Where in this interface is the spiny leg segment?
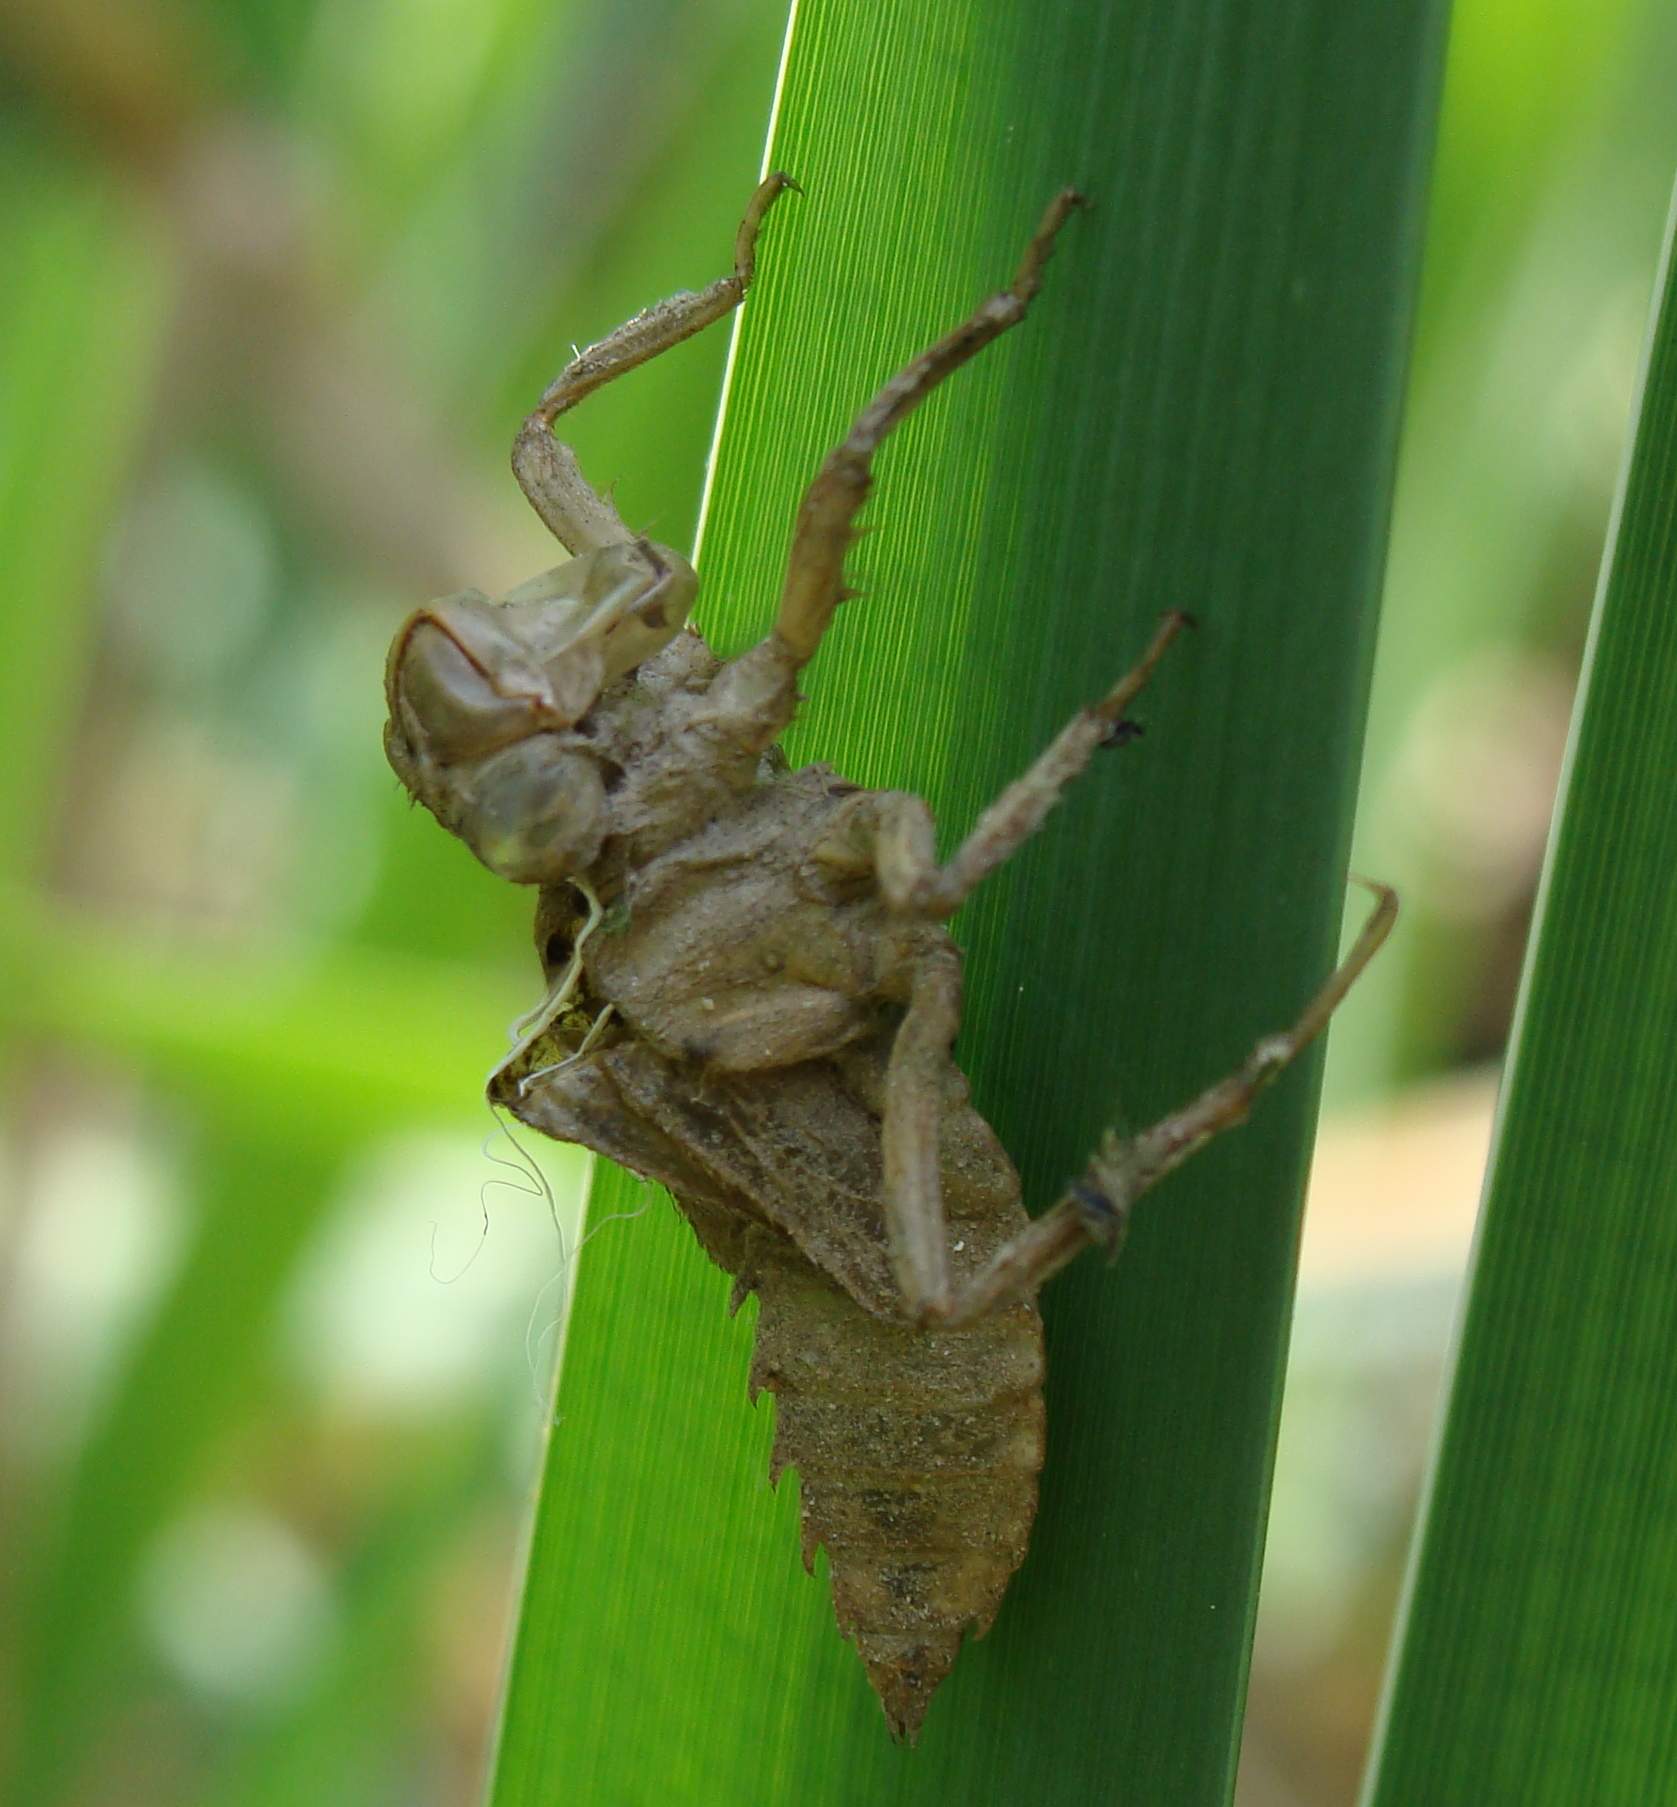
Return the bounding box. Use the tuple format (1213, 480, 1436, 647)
(704, 186, 1089, 750)
(874, 609, 1192, 919)
(772, 187, 1086, 666)
(512, 171, 800, 555)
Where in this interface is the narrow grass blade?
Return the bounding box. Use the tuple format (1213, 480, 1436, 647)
(1363, 173, 1677, 1806)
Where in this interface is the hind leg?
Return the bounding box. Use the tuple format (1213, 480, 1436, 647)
(513, 172, 799, 554)
(881, 881, 1398, 1328)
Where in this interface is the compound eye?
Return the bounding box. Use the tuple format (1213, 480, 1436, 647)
(391, 615, 551, 765)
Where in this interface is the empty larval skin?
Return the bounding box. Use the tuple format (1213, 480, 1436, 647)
(383, 176, 1393, 1739)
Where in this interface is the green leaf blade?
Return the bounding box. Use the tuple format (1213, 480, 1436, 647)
(490, 1, 1447, 1799)
(1364, 177, 1677, 1806)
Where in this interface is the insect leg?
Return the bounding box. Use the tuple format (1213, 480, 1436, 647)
(932, 880, 1398, 1327)
(705, 188, 1086, 747)
(512, 172, 799, 555)
(772, 188, 1085, 666)
(865, 610, 1190, 918)
(880, 947, 965, 1321)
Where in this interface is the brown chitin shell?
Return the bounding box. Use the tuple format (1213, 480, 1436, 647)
(503, 1032, 1045, 1741)
(749, 1242, 1043, 1740)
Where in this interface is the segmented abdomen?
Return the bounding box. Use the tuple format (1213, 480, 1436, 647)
(747, 1240, 1045, 1742)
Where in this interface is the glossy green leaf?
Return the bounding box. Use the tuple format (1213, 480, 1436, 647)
(1363, 175, 1677, 1805)
(487, 0, 1447, 1799)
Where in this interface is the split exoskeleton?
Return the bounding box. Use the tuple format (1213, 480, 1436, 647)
(384, 175, 1395, 1740)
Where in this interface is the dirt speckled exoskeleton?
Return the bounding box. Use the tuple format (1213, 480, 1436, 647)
(384, 175, 1395, 1741)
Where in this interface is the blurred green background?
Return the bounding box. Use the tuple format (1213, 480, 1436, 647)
(1, 1, 1673, 1803)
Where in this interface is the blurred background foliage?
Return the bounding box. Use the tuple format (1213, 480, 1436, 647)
(0, 1, 1672, 1803)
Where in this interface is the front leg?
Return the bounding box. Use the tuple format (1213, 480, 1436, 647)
(919, 880, 1398, 1327)
(513, 172, 799, 555)
(773, 188, 1086, 666)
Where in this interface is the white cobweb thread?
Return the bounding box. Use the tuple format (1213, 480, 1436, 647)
(425, 1094, 559, 1286)
(431, 1094, 650, 1416)
(522, 1166, 651, 1422)
(433, 879, 651, 1414)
